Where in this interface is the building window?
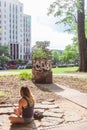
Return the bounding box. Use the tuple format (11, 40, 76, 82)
(9, 13, 11, 18)
(16, 5, 17, 12)
(9, 4, 11, 11)
(10, 35, 11, 39)
(4, 20, 6, 24)
(4, 15, 6, 18)
(4, 1, 6, 7)
(20, 29, 22, 32)
(13, 4, 14, 12)
(4, 26, 6, 29)
(20, 6, 22, 12)
(4, 32, 6, 35)
(4, 9, 6, 13)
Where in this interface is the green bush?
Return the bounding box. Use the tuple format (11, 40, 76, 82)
(19, 72, 32, 80)
(26, 64, 32, 69)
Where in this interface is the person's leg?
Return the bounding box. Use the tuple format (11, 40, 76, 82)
(9, 116, 24, 124)
(24, 117, 34, 123)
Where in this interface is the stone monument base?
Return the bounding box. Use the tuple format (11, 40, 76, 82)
(32, 70, 52, 84)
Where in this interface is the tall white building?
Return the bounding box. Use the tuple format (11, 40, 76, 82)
(0, 0, 31, 61)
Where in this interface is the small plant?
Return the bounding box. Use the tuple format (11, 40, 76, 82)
(19, 72, 32, 80)
(0, 91, 4, 97)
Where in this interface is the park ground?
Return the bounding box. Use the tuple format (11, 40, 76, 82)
(0, 74, 87, 129)
(0, 74, 87, 104)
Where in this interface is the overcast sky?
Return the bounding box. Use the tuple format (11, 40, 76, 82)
(19, 0, 74, 50)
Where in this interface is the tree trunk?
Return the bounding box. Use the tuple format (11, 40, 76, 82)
(77, 0, 87, 72)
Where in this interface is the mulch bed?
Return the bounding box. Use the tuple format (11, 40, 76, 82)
(0, 75, 87, 105)
(53, 76, 87, 93)
(0, 75, 61, 104)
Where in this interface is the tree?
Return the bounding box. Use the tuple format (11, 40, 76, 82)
(52, 50, 59, 65)
(32, 49, 48, 59)
(33, 41, 50, 50)
(77, 0, 87, 71)
(48, 0, 87, 72)
(32, 41, 52, 59)
(60, 44, 79, 64)
(0, 45, 10, 65)
(0, 45, 9, 56)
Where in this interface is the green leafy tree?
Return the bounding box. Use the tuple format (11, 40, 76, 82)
(0, 45, 9, 56)
(60, 44, 79, 64)
(52, 50, 59, 65)
(32, 41, 52, 59)
(33, 41, 50, 50)
(32, 49, 47, 59)
(0, 45, 10, 65)
(48, 0, 87, 72)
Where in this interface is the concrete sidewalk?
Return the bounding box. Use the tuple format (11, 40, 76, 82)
(48, 121, 87, 130)
(39, 83, 87, 109)
(56, 83, 87, 109)
(38, 83, 87, 130)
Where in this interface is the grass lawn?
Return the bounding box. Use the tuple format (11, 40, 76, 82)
(9, 69, 32, 73)
(52, 67, 78, 74)
(4, 66, 79, 75)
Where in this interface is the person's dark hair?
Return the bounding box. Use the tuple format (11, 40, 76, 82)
(21, 86, 30, 98)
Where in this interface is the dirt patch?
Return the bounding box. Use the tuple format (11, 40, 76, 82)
(0, 75, 62, 105)
(0, 75, 87, 104)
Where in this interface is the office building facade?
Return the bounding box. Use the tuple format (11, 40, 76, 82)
(0, 0, 31, 61)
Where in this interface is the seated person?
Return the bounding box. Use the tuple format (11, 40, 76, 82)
(9, 86, 35, 124)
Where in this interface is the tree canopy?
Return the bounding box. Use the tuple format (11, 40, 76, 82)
(32, 41, 52, 60)
(0, 45, 10, 65)
(48, 0, 87, 72)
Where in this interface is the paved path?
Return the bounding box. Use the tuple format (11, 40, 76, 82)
(38, 82, 87, 130)
(39, 83, 87, 109)
(0, 70, 19, 75)
(54, 73, 87, 78)
(56, 83, 87, 109)
(48, 121, 87, 130)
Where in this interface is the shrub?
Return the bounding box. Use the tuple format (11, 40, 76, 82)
(26, 64, 32, 69)
(19, 72, 32, 80)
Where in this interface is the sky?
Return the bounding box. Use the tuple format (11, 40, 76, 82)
(19, 0, 74, 50)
